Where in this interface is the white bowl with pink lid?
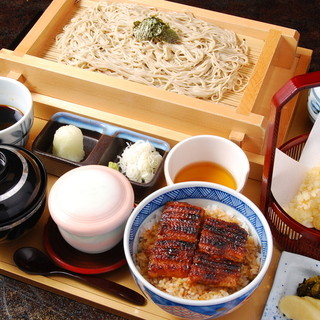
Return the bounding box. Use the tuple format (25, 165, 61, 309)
(48, 165, 134, 254)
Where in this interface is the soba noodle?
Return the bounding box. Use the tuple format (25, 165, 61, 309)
(56, 1, 249, 101)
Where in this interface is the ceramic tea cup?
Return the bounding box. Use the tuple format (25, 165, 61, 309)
(0, 77, 33, 146)
(307, 87, 320, 123)
(164, 135, 250, 192)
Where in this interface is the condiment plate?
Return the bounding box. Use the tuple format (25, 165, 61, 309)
(262, 251, 320, 319)
(43, 218, 126, 274)
(33, 112, 170, 201)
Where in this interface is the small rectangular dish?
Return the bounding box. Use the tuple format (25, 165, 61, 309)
(32, 112, 170, 201)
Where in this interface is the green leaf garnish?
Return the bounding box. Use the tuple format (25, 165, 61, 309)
(133, 16, 179, 44)
(108, 161, 119, 171)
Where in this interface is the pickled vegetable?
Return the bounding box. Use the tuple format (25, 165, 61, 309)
(297, 276, 320, 299)
(279, 295, 320, 320)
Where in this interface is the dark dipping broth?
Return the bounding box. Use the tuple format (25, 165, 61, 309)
(174, 161, 237, 189)
(0, 105, 24, 130)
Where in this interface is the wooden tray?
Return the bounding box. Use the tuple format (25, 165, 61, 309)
(0, 0, 312, 180)
(0, 118, 278, 319)
(1, 81, 314, 319)
(0, 70, 314, 320)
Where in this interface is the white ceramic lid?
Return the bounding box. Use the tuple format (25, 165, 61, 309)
(48, 165, 134, 236)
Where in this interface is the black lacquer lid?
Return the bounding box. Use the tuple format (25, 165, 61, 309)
(0, 144, 47, 227)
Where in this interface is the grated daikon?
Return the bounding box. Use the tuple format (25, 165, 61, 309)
(52, 125, 85, 162)
(117, 140, 162, 183)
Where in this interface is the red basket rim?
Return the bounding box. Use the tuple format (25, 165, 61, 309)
(278, 132, 309, 152)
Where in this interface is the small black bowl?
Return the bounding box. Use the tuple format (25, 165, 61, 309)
(0, 144, 47, 242)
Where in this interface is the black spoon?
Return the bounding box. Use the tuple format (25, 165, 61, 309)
(13, 247, 146, 306)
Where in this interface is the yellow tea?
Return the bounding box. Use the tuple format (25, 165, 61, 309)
(174, 161, 237, 189)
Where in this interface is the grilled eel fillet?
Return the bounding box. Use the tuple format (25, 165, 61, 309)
(188, 252, 243, 287)
(189, 216, 248, 287)
(148, 201, 249, 288)
(148, 201, 204, 278)
(198, 216, 248, 263)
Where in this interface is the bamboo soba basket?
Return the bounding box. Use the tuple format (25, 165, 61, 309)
(0, 0, 312, 180)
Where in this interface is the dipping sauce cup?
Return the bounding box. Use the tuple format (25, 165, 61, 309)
(0, 77, 33, 146)
(164, 135, 250, 192)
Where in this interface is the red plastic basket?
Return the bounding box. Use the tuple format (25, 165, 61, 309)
(261, 71, 320, 260)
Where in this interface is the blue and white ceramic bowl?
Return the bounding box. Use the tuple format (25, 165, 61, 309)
(0, 77, 33, 146)
(307, 87, 320, 123)
(124, 182, 273, 319)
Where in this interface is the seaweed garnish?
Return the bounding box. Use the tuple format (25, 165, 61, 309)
(133, 16, 180, 44)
